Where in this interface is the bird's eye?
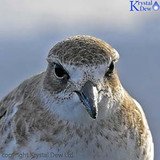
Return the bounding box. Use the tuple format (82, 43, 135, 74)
(53, 63, 69, 79)
(105, 61, 115, 77)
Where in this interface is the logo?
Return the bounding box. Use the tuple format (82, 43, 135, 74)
(130, 0, 160, 11)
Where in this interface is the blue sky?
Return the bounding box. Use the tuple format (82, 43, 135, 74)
(0, 0, 160, 159)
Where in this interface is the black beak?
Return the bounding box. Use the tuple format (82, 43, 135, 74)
(75, 81, 98, 119)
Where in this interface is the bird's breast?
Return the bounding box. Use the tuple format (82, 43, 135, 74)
(2, 124, 150, 160)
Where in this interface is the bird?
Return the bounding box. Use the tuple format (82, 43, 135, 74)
(0, 35, 154, 160)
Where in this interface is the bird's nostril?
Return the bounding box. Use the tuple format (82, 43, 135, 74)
(74, 90, 80, 95)
(81, 91, 87, 100)
(74, 90, 87, 100)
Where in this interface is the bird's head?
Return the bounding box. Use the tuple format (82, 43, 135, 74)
(42, 35, 124, 123)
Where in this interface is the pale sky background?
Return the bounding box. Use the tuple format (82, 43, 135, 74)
(0, 0, 160, 159)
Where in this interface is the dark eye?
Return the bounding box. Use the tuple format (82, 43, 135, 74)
(105, 61, 115, 77)
(54, 63, 69, 80)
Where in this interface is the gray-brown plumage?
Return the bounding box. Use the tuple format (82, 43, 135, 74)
(0, 35, 154, 160)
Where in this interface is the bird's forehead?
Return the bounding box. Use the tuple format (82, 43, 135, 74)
(47, 35, 119, 66)
(63, 63, 107, 82)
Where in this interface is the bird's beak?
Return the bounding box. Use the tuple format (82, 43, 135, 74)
(75, 81, 98, 119)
